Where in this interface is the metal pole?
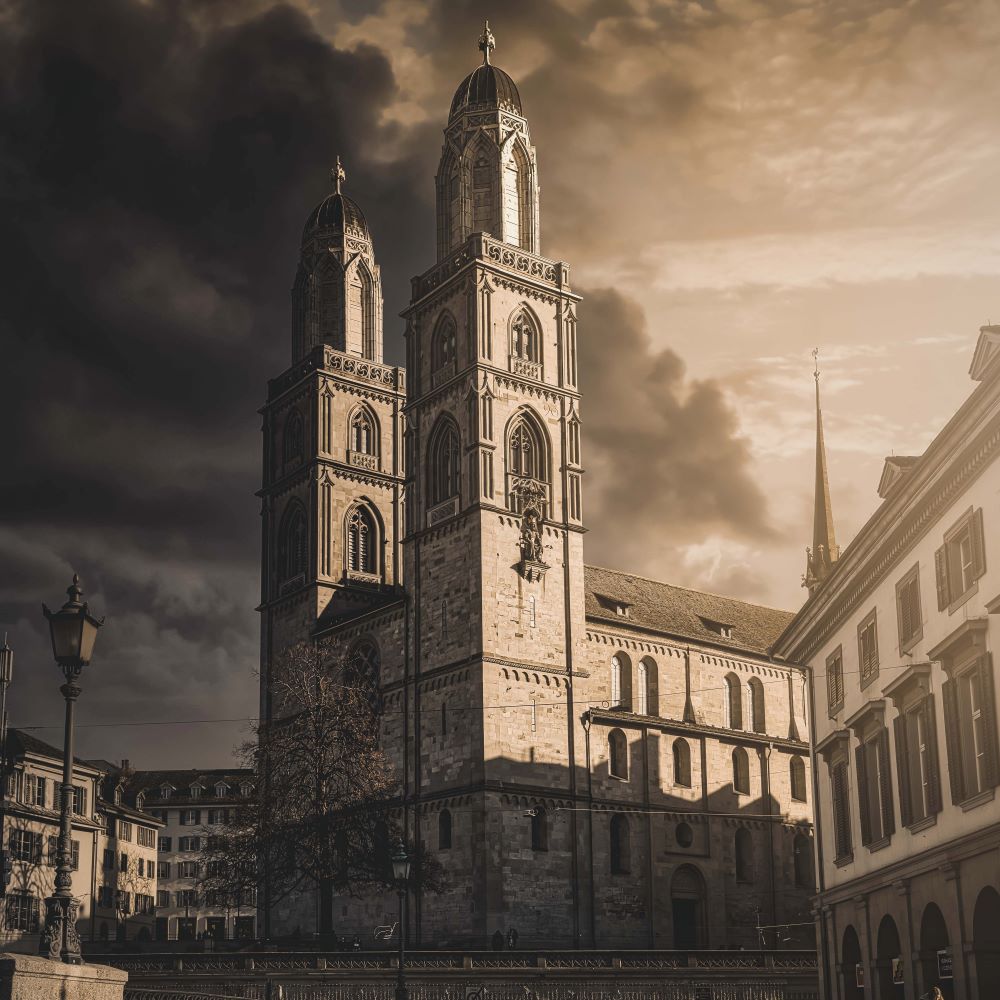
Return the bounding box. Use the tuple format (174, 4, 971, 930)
(39, 679, 83, 963)
(395, 887, 407, 1000)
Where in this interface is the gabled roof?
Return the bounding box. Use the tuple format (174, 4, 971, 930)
(877, 455, 920, 499)
(584, 565, 793, 656)
(8, 730, 103, 773)
(969, 325, 1000, 381)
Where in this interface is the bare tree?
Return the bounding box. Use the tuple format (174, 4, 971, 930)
(199, 640, 440, 935)
(112, 849, 153, 942)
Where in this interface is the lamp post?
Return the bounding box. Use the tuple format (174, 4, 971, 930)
(39, 574, 103, 964)
(391, 839, 411, 1000)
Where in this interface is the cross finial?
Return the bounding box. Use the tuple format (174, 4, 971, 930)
(479, 19, 495, 65)
(812, 346, 820, 382)
(331, 156, 346, 194)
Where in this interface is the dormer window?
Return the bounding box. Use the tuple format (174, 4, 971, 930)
(136, 792, 145, 810)
(615, 603, 631, 618)
(595, 593, 632, 619)
(114, 786, 122, 805)
(215, 782, 230, 798)
(700, 617, 734, 639)
(189, 783, 203, 799)
(240, 782, 253, 798)
(160, 785, 173, 800)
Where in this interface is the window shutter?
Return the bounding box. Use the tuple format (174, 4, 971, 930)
(972, 507, 987, 580)
(831, 765, 848, 858)
(877, 728, 895, 836)
(924, 694, 942, 815)
(893, 715, 912, 828)
(942, 678, 965, 804)
(934, 546, 950, 610)
(855, 746, 872, 845)
(898, 586, 912, 645)
(978, 655, 1000, 789)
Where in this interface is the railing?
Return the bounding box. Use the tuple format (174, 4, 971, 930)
(347, 450, 380, 472)
(510, 356, 542, 381)
(427, 496, 460, 527)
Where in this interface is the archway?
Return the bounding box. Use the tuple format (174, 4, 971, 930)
(841, 924, 864, 1000)
(671, 864, 707, 950)
(919, 902, 952, 1000)
(876, 914, 904, 999)
(973, 886, 1000, 999)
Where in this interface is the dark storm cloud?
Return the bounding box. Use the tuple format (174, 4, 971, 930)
(578, 288, 773, 575)
(0, 0, 408, 764)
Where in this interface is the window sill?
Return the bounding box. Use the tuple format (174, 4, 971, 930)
(948, 582, 979, 616)
(906, 814, 937, 834)
(834, 853, 854, 868)
(859, 670, 880, 692)
(609, 773, 629, 783)
(898, 632, 923, 656)
(865, 835, 891, 853)
(828, 703, 844, 719)
(961, 787, 995, 812)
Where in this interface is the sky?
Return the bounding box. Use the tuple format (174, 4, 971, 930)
(1, 0, 999, 767)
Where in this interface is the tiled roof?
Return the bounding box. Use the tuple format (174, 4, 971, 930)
(584, 565, 794, 657)
(121, 767, 254, 808)
(8, 730, 103, 771)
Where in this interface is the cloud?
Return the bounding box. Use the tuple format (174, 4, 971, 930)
(578, 287, 774, 583)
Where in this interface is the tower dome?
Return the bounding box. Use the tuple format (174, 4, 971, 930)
(301, 158, 370, 244)
(449, 64, 522, 120)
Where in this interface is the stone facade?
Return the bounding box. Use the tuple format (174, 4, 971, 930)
(259, 32, 814, 950)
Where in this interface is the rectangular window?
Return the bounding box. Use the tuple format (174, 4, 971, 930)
(858, 611, 880, 689)
(895, 697, 941, 826)
(895, 564, 923, 651)
(158, 837, 172, 853)
(98, 885, 114, 908)
(158, 861, 171, 879)
(156, 890, 171, 908)
(9, 829, 42, 863)
(943, 656, 1000, 804)
(830, 760, 852, 862)
(179, 836, 201, 852)
(826, 646, 844, 714)
(178, 861, 199, 878)
(118, 821, 133, 843)
(46, 837, 79, 870)
(177, 890, 198, 908)
(855, 728, 895, 847)
(180, 809, 201, 826)
(23, 774, 46, 808)
(117, 890, 131, 914)
(120, 852, 128, 873)
(936, 507, 986, 611)
(6, 893, 39, 932)
(137, 826, 155, 848)
(103, 848, 115, 869)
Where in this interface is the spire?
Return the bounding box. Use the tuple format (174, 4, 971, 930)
(331, 156, 346, 195)
(478, 19, 495, 65)
(804, 349, 840, 594)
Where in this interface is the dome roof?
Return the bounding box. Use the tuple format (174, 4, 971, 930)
(302, 191, 369, 243)
(449, 63, 522, 120)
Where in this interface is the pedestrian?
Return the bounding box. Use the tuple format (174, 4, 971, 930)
(491, 928, 505, 951)
(506, 926, 518, 951)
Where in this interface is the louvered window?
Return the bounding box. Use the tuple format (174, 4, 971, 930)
(826, 647, 844, 714)
(894, 696, 941, 826)
(858, 611, 879, 689)
(347, 507, 376, 574)
(895, 566, 923, 651)
(855, 729, 894, 847)
(942, 656, 999, 803)
(935, 507, 986, 611)
(830, 760, 852, 862)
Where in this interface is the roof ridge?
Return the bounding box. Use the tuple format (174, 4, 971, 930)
(584, 563, 793, 617)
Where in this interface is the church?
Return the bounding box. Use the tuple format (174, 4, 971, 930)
(258, 24, 813, 949)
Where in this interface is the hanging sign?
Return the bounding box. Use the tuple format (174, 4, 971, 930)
(892, 958, 904, 984)
(937, 949, 954, 980)
(855, 963, 865, 988)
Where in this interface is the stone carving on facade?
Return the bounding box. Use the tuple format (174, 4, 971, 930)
(513, 478, 548, 581)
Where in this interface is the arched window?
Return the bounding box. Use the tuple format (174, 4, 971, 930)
(732, 747, 750, 795)
(350, 408, 377, 456)
(283, 408, 304, 468)
(347, 639, 380, 689)
(530, 807, 547, 852)
(725, 674, 743, 730)
(277, 501, 307, 586)
(438, 809, 452, 850)
(671, 865, 707, 949)
(346, 506, 377, 575)
(735, 827, 753, 882)
(610, 813, 630, 874)
(793, 833, 812, 889)
(640, 657, 658, 717)
(609, 728, 628, 780)
(471, 146, 496, 236)
(510, 309, 539, 363)
(636, 660, 648, 716)
(790, 754, 807, 802)
(428, 418, 461, 506)
(748, 677, 765, 733)
(508, 413, 547, 483)
(431, 314, 457, 378)
(611, 652, 632, 711)
(673, 738, 692, 788)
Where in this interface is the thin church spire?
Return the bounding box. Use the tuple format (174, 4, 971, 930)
(804, 348, 840, 594)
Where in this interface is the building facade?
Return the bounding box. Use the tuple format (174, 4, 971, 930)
(122, 768, 257, 943)
(259, 26, 814, 948)
(773, 328, 1000, 1000)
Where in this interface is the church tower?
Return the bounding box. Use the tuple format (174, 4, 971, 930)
(401, 23, 586, 944)
(804, 350, 839, 593)
(259, 162, 405, 698)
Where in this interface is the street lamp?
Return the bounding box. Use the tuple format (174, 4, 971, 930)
(39, 574, 103, 964)
(391, 839, 411, 1000)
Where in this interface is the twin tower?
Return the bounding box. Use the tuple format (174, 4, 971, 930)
(258, 25, 587, 943)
